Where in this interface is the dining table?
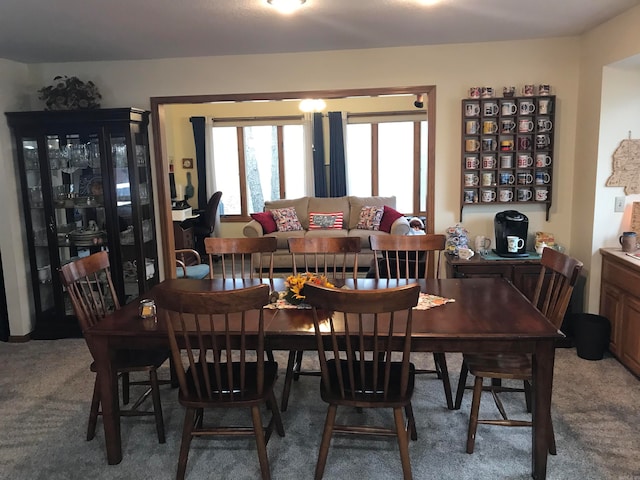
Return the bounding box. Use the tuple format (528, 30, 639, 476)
(86, 276, 561, 479)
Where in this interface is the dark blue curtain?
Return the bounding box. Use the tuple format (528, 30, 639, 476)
(312, 112, 328, 197)
(189, 116, 208, 209)
(328, 111, 347, 197)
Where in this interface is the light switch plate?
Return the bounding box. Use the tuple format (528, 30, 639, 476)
(615, 196, 625, 212)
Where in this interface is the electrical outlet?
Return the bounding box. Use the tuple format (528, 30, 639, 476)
(615, 196, 625, 213)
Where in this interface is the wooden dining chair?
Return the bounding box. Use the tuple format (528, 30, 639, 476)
(280, 236, 361, 411)
(59, 250, 167, 443)
(369, 233, 454, 409)
(203, 236, 277, 281)
(175, 248, 210, 279)
(304, 282, 421, 480)
(454, 247, 583, 454)
(156, 283, 284, 480)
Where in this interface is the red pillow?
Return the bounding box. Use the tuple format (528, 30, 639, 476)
(250, 211, 277, 234)
(379, 205, 404, 233)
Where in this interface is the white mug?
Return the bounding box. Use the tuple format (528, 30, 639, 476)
(465, 103, 481, 116)
(539, 98, 552, 115)
(535, 188, 549, 201)
(535, 154, 552, 167)
(507, 235, 525, 253)
(474, 235, 491, 254)
(458, 247, 475, 260)
(499, 189, 513, 202)
(481, 189, 496, 202)
(501, 102, 517, 116)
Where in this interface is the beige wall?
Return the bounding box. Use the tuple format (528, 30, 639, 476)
(1, 4, 639, 335)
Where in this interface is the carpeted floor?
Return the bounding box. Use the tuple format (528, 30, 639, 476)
(0, 340, 638, 480)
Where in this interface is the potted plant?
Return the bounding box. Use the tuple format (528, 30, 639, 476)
(37, 75, 102, 110)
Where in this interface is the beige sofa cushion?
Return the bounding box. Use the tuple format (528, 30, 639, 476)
(265, 197, 310, 230)
(347, 196, 396, 230)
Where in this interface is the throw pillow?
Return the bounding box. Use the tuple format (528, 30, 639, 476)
(356, 205, 384, 230)
(308, 212, 344, 230)
(379, 205, 404, 233)
(271, 207, 303, 232)
(250, 212, 278, 234)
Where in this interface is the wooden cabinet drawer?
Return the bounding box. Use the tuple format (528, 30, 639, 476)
(602, 259, 640, 298)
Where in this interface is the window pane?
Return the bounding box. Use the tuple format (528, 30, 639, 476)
(212, 127, 240, 215)
(346, 124, 372, 196)
(419, 121, 428, 212)
(379, 122, 414, 212)
(283, 125, 305, 199)
(244, 126, 281, 214)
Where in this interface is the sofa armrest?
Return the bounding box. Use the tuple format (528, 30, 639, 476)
(243, 220, 264, 238)
(390, 216, 410, 235)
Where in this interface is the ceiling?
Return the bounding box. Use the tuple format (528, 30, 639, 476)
(1, 0, 639, 64)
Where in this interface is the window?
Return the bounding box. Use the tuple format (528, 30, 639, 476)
(346, 115, 428, 214)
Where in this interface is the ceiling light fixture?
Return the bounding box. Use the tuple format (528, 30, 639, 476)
(267, 0, 306, 14)
(299, 99, 326, 112)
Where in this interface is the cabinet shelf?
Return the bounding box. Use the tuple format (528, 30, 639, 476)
(460, 95, 555, 221)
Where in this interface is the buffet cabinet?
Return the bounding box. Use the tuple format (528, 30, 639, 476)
(460, 95, 555, 220)
(5, 108, 158, 338)
(599, 248, 640, 376)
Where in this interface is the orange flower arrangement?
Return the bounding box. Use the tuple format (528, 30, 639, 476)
(284, 272, 334, 305)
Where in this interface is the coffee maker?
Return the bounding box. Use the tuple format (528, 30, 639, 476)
(494, 210, 529, 257)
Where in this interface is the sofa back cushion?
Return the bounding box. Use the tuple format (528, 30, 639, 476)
(308, 196, 350, 228)
(265, 197, 310, 229)
(347, 196, 396, 230)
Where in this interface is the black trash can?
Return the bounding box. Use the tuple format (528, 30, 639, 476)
(572, 314, 611, 360)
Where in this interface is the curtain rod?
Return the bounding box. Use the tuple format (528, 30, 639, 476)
(210, 110, 425, 123)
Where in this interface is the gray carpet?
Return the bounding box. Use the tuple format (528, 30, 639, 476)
(0, 340, 639, 480)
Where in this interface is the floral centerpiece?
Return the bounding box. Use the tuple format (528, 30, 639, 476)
(284, 272, 334, 305)
(37, 75, 102, 110)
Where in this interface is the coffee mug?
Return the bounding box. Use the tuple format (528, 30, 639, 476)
(474, 236, 491, 255)
(500, 154, 513, 168)
(522, 84, 535, 97)
(464, 173, 479, 186)
(499, 172, 515, 185)
(501, 119, 516, 133)
(463, 190, 477, 203)
(517, 154, 533, 168)
(465, 156, 480, 169)
(503, 86, 516, 98)
(483, 120, 498, 134)
(481, 172, 495, 187)
(499, 189, 513, 202)
(535, 171, 551, 185)
(538, 98, 552, 115)
(500, 140, 514, 152)
(519, 101, 535, 115)
(517, 172, 534, 185)
(466, 120, 479, 134)
(481, 87, 494, 98)
(535, 187, 549, 201)
(620, 231, 638, 253)
(481, 189, 496, 202)
(482, 138, 496, 151)
(466, 138, 481, 152)
(483, 102, 499, 116)
(501, 102, 517, 115)
(465, 103, 480, 116)
(538, 84, 550, 96)
(482, 155, 496, 169)
(537, 118, 553, 132)
(507, 235, 525, 253)
(517, 188, 533, 201)
(535, 154, 552, 167)
(517, 137, 532, 150)
(469, 87, 481, 99)
(518, 119, 534, 133)
(458, 247, 475, 260)
(536, 134, 551, 149)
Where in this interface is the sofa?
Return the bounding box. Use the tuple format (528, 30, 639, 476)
(242, 195, 410, 270)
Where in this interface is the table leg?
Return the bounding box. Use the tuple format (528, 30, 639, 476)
(532, 340, 555, 479)
(91, 337, 122, 464)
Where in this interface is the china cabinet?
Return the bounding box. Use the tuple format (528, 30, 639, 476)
(5, 108, 158, 339)
(460, 95, 556, 221)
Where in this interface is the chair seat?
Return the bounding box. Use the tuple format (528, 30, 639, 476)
(176, 263, 210, 279)
(464, 353, 532, 380)
(320, 360, 415, 407)
(180, 361, 279, 406)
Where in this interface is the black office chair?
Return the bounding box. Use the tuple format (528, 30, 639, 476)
(185, 191, 222, 257)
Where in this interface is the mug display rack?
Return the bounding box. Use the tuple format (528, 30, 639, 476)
(460, 95, 555, 221)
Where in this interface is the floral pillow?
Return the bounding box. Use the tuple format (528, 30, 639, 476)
(271, 207, 303, 232)
(356, 205, 384, 231)
(308, 212, 344, 230)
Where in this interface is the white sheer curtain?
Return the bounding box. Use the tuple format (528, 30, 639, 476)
(302, 112, 315, 196)
(204, 117, 221, 237)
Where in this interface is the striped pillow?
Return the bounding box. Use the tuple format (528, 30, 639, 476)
(308, 212, 344, 230)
